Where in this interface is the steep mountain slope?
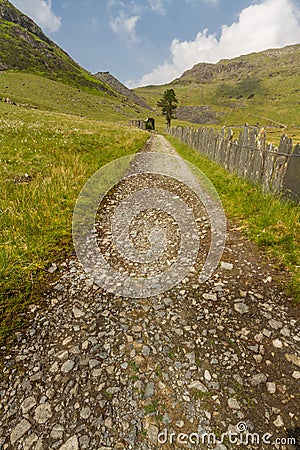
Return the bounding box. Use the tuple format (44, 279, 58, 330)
(135, 44, 300, 129)
(0, 0, 52, 45)
(0, 0, 151, 120)
(178, 44, 300, 84)
(0, 0, 113, 94)
(95, 71, 152, 110)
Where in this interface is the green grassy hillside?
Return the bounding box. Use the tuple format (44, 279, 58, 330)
(135, 44, 300, 143)
(0, 102, 149, 345)
(0, 71, 147, 121)
(0, 1, 152, 345)
(0, 0, 114, 94)
(0, 0, 150, 116)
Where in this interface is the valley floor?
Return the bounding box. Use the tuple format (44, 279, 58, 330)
(1, 136, 299, 450)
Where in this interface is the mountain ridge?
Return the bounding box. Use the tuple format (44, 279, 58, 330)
(0, 0, 52, 45)
(0, 0, 113, 94)
(176, 44, 300, 84)
(95, 71, 153, 111)
(135, 44, 300, 129)
(0, 0, 152, 113)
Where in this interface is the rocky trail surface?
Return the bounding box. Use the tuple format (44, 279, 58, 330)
(1, 135, 299, 450)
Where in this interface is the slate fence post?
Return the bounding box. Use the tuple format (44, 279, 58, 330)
(166, 125, 299, 203)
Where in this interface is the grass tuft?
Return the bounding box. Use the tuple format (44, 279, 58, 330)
(0, 103, 149, 345)
(166, 135, 300, 303)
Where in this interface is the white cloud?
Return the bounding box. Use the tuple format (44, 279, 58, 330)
(110, 11, 140, 42)
(148, 0, 166, 15)
(107, 0, 125, 10)
(12, 0, 61, 33)
(131, 0, 300, 87)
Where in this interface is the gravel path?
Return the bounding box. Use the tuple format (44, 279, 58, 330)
(1, 135, 299, 450)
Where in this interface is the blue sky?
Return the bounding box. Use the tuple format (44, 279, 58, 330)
(10, 0, 300, 87)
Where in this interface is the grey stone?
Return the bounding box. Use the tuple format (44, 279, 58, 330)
(142, 345, 151, 357)
(280, 326, 291, 337)
(162, 413, 172, 424)
(72, 307, 85, 318)
(105, 417, 113, 428)
(234, 302, 249, 314)
(80, 407, 91, 419)
(203, 293, 218, 301)
(163, 297, 173, 306)
(188, 381, 207, 392)
(79, 436, 90, 449)
(48, 264, 58, 274)
(233, 374, 243, 385)
(266, 382, 276, 394)
(285, 353, 300, 367)
(134, 380, 144, 391)
(88, 359, 100, 369)
(263, 329, 272, 337)
(268, 319, 283, 330)
(144, 381, 155, 399)
(59, 436, 79, 449)
(10, 419, 31, 445)
(34, 403, 52, 424)
(273, 415, 284, 427)
(35, 438, 44, 450)
(106, 386, 120, 395)
(147, 424, 159, 443)
(250, 373, 268, 386)
(61, 360, 75, 373)
(23, 433, 38, 450)
(50, 424, 64, 439)
(125, 426, 137, 447)
(220, 261, 233, 270)
(228, 398, 240, 409)
(21, 396, 37, 414)
(176, 420, 184, 428)
(272, 339, 283, 349)
(204, 370, 212, 381)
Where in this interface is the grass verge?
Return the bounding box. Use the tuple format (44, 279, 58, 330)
(0, 103, 149, 345)
(165, 134, 300, 303)
(0, 72, 147, 122)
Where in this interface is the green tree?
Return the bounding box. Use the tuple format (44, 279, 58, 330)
(157, 89, 178, 127)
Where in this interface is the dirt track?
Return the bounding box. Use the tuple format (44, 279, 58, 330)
(1, 135, 299, 450)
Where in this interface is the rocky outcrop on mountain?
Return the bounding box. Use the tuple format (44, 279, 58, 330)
(95, 71, 153, 111)
(175, 44, 300, 84)
(176, 105, 219, 124)
(0, 0, 52, 45)
(0, 0, 115, 94)
(0, 1, 152, 106)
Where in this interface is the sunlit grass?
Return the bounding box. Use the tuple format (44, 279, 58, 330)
(0, 103, 149, 344)
(166, 134, 300, 303)
(0, 71, 148, 122)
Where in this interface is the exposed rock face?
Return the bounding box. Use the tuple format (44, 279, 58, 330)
(0, 2, 151, 107)
(0, 0, 52, 45)
(95, 71, 153, 111)
(175, 105, 219, 124)
(176, 44, 300, 84)
(0, 0, 113, 94)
